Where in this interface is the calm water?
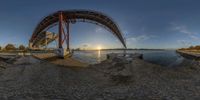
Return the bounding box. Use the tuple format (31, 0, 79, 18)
(72, 50, 184, 66)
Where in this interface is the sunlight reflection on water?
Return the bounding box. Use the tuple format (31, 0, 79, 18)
(97, 50, 101, 63)
(72, 50, 185, 66)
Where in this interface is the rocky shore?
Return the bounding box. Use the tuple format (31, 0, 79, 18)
(0, 55, 200, 99)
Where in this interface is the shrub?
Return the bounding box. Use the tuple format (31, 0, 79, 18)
(19, 45, 26, 51)
(5, 44, 16, 51)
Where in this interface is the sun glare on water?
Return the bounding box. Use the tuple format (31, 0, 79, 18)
(97, 45, 102, 61)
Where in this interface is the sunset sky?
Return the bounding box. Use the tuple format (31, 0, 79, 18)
(0, 0, 200, 49)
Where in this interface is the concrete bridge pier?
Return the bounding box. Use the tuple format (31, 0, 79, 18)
(57, 11, 71, 58)
(56, 48, 70, 58)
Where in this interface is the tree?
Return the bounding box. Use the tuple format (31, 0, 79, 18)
(189, 46, 194, 50)
(194, 46, 200, 50)
(19, 45, 26, 51)
(0, 46, 1, 50)
(5, 44, 16, 51)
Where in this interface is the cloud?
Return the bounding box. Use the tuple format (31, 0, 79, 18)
(171, 24, 200, 41)
(126, 34, 157, 46)
(177, 40, 191, 46)
(81, 43, 90, 48)
(173, 25, 196, 35)
(95, 27, 105, 33)
(190, 35, 200, 41)
(170, 23, 196, 35)
(126, 34, 157, 42)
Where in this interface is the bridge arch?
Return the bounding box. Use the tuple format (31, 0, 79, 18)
(30, 10, 126, 48)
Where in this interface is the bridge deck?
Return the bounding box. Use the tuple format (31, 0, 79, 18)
(32, 31, 58, 48)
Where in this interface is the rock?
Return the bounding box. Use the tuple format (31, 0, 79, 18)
(0, 61, 8, 69)
(110, 74, 132, 84)
(6, 56, 20, 64)
(105, 57, 133, 84)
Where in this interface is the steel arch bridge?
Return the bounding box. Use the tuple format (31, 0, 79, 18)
(29, 10, 126, 57)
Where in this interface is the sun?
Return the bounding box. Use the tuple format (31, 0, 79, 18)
(97, 45, 102, 50)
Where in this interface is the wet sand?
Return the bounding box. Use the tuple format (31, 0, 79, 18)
(0, 55, 200, 99)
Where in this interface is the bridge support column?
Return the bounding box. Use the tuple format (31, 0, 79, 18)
(56, 11, 71, 58)
(67, 20, 70, 51)
(59, 11, 63, 49)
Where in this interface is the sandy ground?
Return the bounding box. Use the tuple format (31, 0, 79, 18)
(0, 55, 200, 100)
(33, 53, 88, 67)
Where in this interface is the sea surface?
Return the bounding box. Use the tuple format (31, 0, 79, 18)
(0, 50, 186, 67)
(72, 50, 185, 66)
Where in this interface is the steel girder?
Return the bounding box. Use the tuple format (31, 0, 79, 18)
(30, 10, 126, 48)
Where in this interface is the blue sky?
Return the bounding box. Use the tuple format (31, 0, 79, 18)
(0, 0, 200, 49)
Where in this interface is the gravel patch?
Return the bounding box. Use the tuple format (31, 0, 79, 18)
(0, 56, 199, 99)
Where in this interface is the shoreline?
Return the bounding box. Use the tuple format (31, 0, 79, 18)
(176, 50, 200, 60)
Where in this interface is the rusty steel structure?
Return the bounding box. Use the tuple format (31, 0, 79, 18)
(29, 10, 126, 57)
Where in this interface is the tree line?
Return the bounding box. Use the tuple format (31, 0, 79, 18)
(0, 44, 27, 51)
(179, 45, 200, 50)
